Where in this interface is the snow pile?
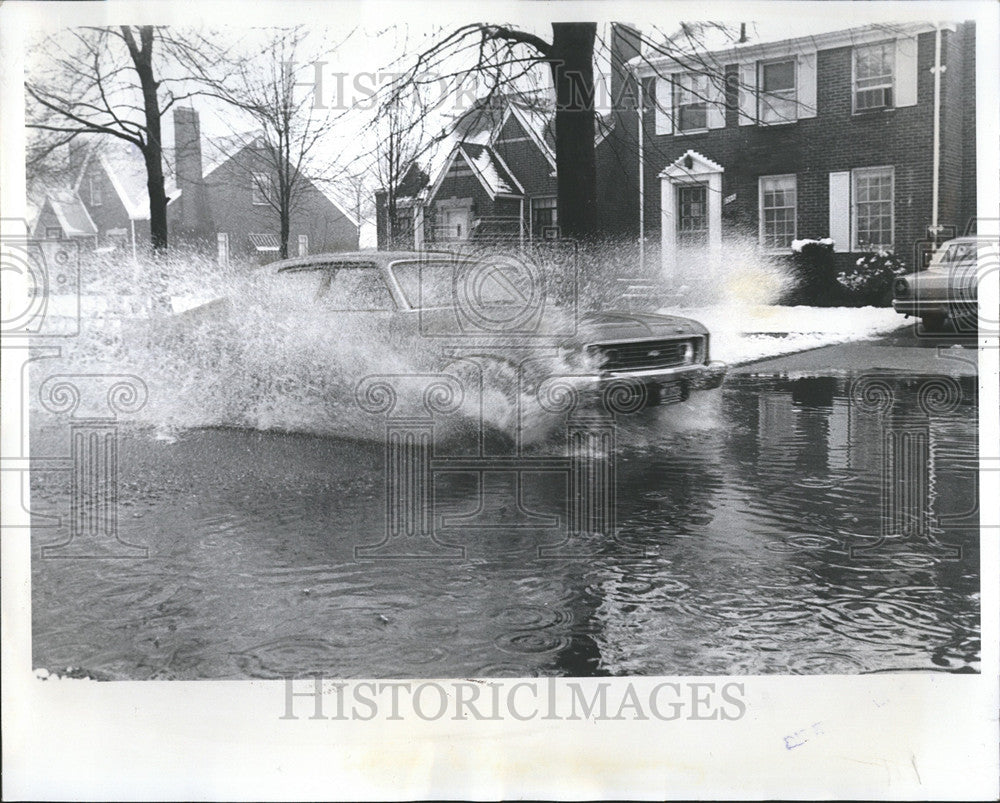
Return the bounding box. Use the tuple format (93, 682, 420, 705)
(657, 304, 908, 366)
(790, 237, 834, 253)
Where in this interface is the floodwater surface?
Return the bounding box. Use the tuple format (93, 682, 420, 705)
(30, 373, 979, 678)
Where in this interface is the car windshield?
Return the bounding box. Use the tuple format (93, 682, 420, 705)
(274, 262, 395, 310)
(391, 259, 535, 309)
(929, 241, 978, 270)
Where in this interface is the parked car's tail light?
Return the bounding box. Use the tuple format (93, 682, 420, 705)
(893, 277, 909, 297)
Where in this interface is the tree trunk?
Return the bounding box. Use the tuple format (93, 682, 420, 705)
(141, 143, 168, 252)
(549, 23, 597, 240)
(280, 205, 290, 259)
(128, 27, 169, 251)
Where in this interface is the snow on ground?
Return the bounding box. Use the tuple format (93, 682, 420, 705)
(657, 304, 909, 366)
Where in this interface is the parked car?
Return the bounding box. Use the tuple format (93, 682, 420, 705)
(175, 251, 726, 411)
(892, 237, 981, 332)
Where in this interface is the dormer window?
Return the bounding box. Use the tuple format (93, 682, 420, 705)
(758, 59, 797, 124)
(854, 42, 894, 111)
(673, 73, 709, 132)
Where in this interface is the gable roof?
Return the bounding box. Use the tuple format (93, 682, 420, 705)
(200, 130, 263, 180)
(425, 93, 613, 203)
(75, 140, 179, 221)
(502, 103, 556, 169)
(38, 189, 97, 237)
(659, 149, 725, 179)
(201, 132, 359, 228)
(458, 143, 524, 196)
(72, 130, 358, 231)
(425, 143, 525, 208)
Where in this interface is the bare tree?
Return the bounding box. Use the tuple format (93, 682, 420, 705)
(184, 27, 347, 259)
(372, 88, 431, 248)
(25, 26, 204, 251)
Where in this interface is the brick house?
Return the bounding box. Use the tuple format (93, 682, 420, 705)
(62, 107, 359, 260)
(376, 24, 642, 249)
(173, 107, 359, 260)
(633, 21, 977, 277)
(62, 140, 175, 255)
(29, 188, 98, 246)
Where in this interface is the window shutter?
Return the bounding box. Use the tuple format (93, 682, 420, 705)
(797, 52, 817, 119)
(894, 35, 919, 107)
(707, 75, 726, 129)
(738, 62, 756, 125)
(828, 171, 851, 252)
(655, 76, 673, 135)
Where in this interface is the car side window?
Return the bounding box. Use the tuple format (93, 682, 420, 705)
(942, 242, 977, 266)
(321, 266, 396, 311)
(272, 267, 328, 302)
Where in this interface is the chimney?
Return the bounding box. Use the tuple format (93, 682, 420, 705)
(172, 107, 211, 239)
(68, 139, 89, 181)
(174, 106, 203, 188)
(610, 23, 642, 111)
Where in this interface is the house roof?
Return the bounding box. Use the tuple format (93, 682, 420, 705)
(75, 141, 180, 221)
(201, 130, 263, 180)
(458, 143, 524, 197)
(72, 127, 358, 231)
(659, 149, 725, 179)
(42, 189, 97, 237)
(423, 93, 613, 204)
(200, 130, 360, 228)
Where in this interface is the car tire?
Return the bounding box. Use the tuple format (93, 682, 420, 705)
(919, 314, 947, 333)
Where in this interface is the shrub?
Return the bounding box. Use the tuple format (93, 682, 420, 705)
(787, 238, 839, 306)
(836, 249, 907, 306)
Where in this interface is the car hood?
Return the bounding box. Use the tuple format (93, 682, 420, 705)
(411, 306, 708, 344)
(570, 310, 708, 345)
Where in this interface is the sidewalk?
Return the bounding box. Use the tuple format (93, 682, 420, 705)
(657, 304, 908, 366)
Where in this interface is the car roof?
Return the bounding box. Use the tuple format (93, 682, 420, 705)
(270, 250, 460, 271)
(939, 237, 982, 246)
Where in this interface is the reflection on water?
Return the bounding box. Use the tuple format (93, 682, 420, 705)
(31, 373, 979, 678)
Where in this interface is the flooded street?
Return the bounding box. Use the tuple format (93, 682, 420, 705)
(30, 367, 980, 679)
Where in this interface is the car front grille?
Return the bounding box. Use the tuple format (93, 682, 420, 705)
(588, 337, 700, 372)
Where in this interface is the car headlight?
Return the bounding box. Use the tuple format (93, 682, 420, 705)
(893, 277, 909, 297)
(683, 341, 695, 363)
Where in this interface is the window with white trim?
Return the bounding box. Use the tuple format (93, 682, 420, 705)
(673, 73, 709, 132)
(759, 174, 797, 250)
(758, 59, 796, 124)
(852, 166, 894, 249)
(853, 42, 894, 111)
(251, 172, 272, 206)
